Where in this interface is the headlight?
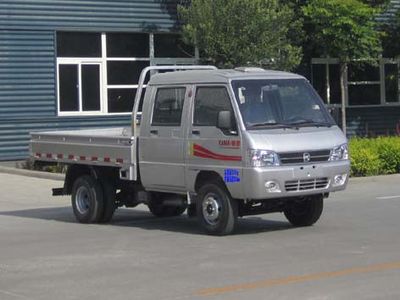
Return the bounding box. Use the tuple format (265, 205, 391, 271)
(330, 143, 349, 161)
(248, 149, 280, 167)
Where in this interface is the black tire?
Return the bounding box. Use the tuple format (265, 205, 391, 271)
(284, 195, 323, 226)
(148, 194, 186, 217)
(99, 179, 117, 223)
(187, 204, 197, 217)
(71, 175, 104, 223)
(196, 183, 238, 235)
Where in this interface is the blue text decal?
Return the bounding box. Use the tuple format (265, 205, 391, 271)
(224, 169, 240, 183)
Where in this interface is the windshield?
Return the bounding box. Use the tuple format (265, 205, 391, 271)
(231, 79, 334, 129)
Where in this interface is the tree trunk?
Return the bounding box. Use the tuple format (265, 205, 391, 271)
(340, 63, 347, 136)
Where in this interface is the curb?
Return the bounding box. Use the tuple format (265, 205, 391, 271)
(0, 166, 65, 181)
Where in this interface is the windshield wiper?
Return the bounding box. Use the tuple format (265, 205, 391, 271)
(247, 122, 297, 129)
(287, 120, 332, 128)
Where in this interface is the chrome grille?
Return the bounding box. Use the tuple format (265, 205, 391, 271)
(279, 150, 331, 165)
(285, 178, 329, 192)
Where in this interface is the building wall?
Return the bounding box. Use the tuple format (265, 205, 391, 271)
(0, 0, 179, 32)
(0, 30, 56, 120)
(0, 1, 399, 160)
(347, 106, 400, 137)
(377, 0, 400, 23)
(0, 0, 181, 160)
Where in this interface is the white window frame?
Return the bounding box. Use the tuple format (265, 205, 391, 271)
(57, 32, 199, 116)
(57, 59, 104, 116)
(311, 57, 400, 108)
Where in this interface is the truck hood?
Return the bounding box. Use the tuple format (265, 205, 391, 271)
(244, 125, 347, 152)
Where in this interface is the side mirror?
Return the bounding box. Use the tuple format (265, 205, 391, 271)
(217, 110, 233, 130)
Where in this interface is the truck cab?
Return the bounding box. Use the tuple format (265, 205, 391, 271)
(30, 66, 350, 235)
(137, 67, 349, 234)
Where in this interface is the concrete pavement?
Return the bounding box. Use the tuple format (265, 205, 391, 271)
(0, 173, 399, 299)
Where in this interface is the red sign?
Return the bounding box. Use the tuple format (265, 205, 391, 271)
(219, 140, 241, 149)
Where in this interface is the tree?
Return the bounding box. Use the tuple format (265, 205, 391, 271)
(178, 0, 302, 71)
(302, 0, 382, 135)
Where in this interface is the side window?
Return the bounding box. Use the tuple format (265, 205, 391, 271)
(152, 87, 186, 126)
(193, 87, 235, 127)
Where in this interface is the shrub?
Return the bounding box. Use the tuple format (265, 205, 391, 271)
(17, 158, 67, 174)
(350, 145, 382, 177)
(375, 137, 400, 174)
(349, 137, 400, 177)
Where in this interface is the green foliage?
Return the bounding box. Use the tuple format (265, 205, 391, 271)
(178, 0, 302, 70)
(302, 0, 382, 63)
(349, 138, 382, 176)
(349, 137, 400, 176)
(374, 137, 400, 174)
(18, 158, 67, 174)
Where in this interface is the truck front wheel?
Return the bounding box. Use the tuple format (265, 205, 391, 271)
(196, 183, 238, 235)
(71, 175, 104, 223)
(284, 195, 323, 226)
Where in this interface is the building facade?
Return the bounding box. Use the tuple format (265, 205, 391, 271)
(0, 0, 399, 161)
(311, 0, 400, 137)
(0, 0, 197, 160)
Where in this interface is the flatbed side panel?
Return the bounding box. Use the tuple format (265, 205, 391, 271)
(30, 131, 137, 180)
(30, 127, 132, 145)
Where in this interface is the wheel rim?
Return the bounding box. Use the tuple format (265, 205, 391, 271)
(202, 193, 221, 225)
(76, 186, 90, 215)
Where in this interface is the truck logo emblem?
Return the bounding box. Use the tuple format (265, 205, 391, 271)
(303, 152, 311, 162)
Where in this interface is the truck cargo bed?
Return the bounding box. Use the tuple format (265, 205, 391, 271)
(30, 127, 135, 170)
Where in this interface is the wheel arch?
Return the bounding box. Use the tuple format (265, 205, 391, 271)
(64, 164, 98, 195)
(194, 170, 226, 193)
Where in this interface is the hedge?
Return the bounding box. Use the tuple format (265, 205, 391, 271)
(349, 137, 400, 177)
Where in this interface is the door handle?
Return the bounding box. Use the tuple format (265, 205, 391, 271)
(192, 130, 200, 135)
(150, 129, 158, 135)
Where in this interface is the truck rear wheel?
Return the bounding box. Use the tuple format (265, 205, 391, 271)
(196, 183, 238, 235)
(71, 175, 104, 223)
(99, 179, 117, 223)
(284, 195, 323, 226)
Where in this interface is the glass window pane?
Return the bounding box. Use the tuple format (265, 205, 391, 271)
(107, 88, 146, 113)
(107, 61, 149, 85)
(348, 63, 380, 82)
(106, 33, 149, 57)
(59, 64, 79, 112)
(311, 64, 327, 103)
(108, 89, 136, 113)
(82, 65, 101, 111)
(57, 32, 101, 57)
(194, 87, 234, 126)
(329, 64, 341, 104)
(231, 80, 330, 127)
(348, 85, 380, 105)
(152, 88, 186, 126)
(385, 64, 399, 103)
(154, 34, 194, 58)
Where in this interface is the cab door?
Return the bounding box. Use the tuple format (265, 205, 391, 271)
(139, 86, 188, 191)
(186, 85, 243, 195)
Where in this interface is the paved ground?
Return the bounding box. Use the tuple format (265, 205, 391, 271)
(0, 173, 399, 300)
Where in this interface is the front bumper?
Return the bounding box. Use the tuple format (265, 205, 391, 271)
(241, 160, 350, 200)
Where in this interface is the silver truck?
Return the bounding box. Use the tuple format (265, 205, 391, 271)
(30, 66, 350, 235)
